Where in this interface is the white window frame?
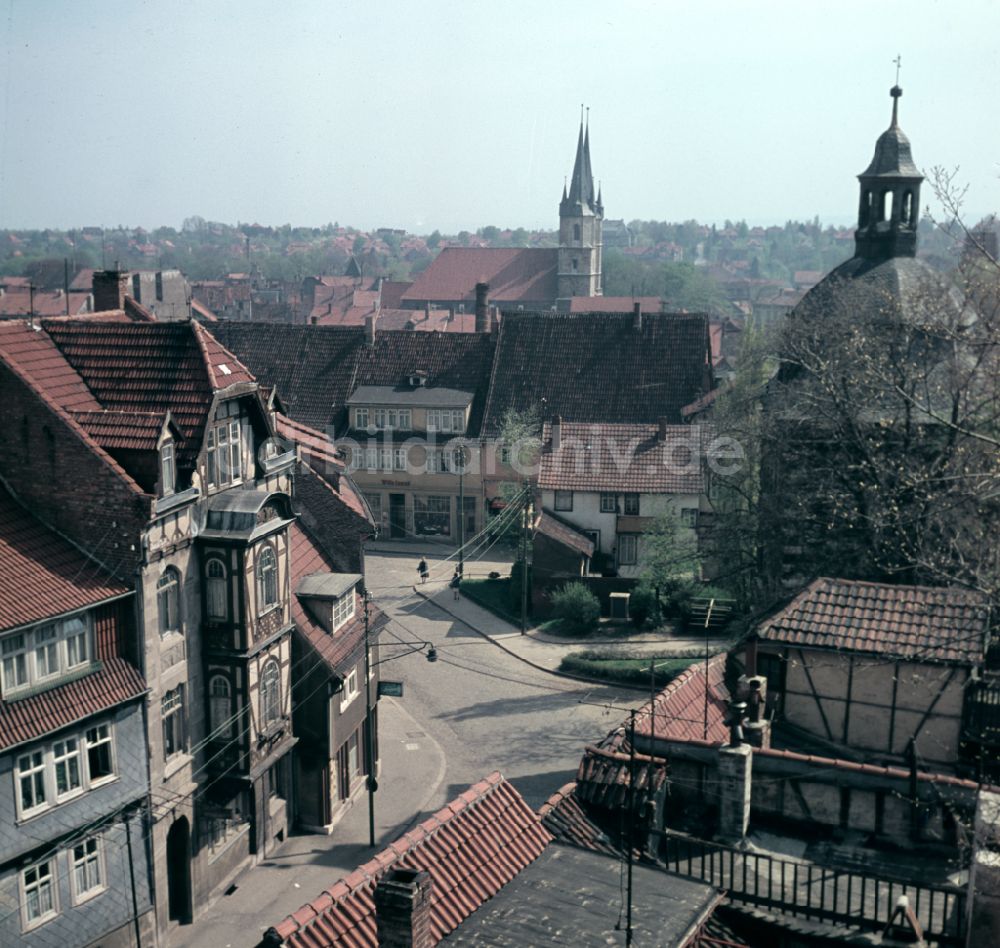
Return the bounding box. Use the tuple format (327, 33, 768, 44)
(70, 836, 106, 905)
(364, 446, 378, 471)
(554, 490, 573, 512)
(393, 447, 407, 471)
(160, 440, 176, 496)
(206, 410, 244, 488)
(1, 615, 94, 699)
(21, 857, 57, 930)
(13, 722, 117, 821)
(157, 568, 181, 637)
(427, 409, 464, 433)
(52, 737, 83, 801)
(209, 674, 233, 738)
(499, 445, 512, 466)
(257, 546, 278, 612)
(205, 558, 228, 621)
(162, 686, 186, 760)
(600, 493, 617, 513)
(355, 407, 370, 430)
(332, 594, 356, 631)
(340, 668, 359, 711)
(681, 507, 699, 527)
(623, 494, 640, 516)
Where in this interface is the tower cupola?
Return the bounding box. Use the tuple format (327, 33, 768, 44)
(854, 86, 923, 262)
(557, 108, 604, 301)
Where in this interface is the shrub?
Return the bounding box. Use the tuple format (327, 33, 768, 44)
(550, 582, 600, 634)
(629, 583, 662, 629)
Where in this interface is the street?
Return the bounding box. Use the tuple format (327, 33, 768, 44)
(175, 547, 638, 947)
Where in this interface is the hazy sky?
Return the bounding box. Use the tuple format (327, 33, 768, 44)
(2, 0, 998, 233)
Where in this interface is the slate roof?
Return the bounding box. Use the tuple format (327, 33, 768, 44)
(0, 657, 146, 752)
(268, 772, 551, 947)
(353, 331, 496, 435)
(402, 247, 559, 305)
(479, 311, 712, 437)
(633, 653, 730, 745)
(212, 322, 366, 430)
(535, 509, 595, 558)
(0, 488, 131, 632)
(755, 577, 990, 665)
(538, 421, 707, 494)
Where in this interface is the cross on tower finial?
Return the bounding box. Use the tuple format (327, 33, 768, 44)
(893, 54, 902, 86)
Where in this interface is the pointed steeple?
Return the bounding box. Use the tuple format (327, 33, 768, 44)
(564, 108, 596, 210)
(854, 85, 923, 262)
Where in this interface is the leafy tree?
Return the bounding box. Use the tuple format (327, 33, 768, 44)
(639, 508, 701, 608)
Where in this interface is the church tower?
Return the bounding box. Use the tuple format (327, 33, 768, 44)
(854, 85, 923, 262)
(557, 111, 603, 301)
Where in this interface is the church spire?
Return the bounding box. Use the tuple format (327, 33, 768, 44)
(564, 107, 596, 210)
(854, 83, 923, 262)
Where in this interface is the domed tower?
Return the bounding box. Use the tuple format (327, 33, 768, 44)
(558, 112, 603, 301)
(854, 85, 923, 262)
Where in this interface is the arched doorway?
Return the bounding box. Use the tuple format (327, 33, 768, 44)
(166, 817, 192, 923)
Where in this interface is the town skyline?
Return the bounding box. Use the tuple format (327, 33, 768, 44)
(2, 0, 998, 233)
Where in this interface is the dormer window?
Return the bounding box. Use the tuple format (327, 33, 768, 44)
(160, 441, 176, 496)
(1, 615, 93, 698)
(332, 593, 356, 631)
(207, 403, 244, 488)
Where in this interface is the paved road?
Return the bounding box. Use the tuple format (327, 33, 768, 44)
(175, 548, 638, 946)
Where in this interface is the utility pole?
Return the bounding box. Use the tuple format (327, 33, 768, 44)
(364, 592, 377, 847)
(626, 709, 636, 947)
(457, 445, 466, 576)
(703, 598, 715, 740)
(125, 807, 142, 947)
(520, 480, 530, 634)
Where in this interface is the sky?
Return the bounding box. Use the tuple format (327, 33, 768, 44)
(1, 0, 998, 234)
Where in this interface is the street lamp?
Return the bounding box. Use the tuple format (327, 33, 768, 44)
(454, 443, 468, 576)
(363, 592, 437, 847)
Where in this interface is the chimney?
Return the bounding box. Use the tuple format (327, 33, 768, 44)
(365, 314, 376, 346)
(657, 416, 668, 442)
(310, 316, 318, 326)
(424, 301, 431, 322)
(633, 301, 642, 330)
(967, 790, 1000, 947)
(551, 415, 562, 453)
(490, 305, 500, 333)
(92, 266, 129, 312)
(374, 868, 433, 948)
(717, 702, 752, 845)
(475, 282, 489, 333)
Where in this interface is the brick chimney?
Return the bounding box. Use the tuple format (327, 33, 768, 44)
(365, 314, 376, 347)
(657, 416, 668, 442)
(92, 266, 129, 312)
(633, 301, 642, 330)
(424, 301, 431, 322)
(374, 868, 433, 948)
(551, 414, 562, 452)
(475, 282, 489, 333)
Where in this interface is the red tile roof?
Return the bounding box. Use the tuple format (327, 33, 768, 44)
(290, 521, 377, 673)
(0, 657, 146, 751)
(0, 288, 91, 317)
(378, 280, 412, 309)
(72, 410, 172, 452)
(576, 744, 669, 810)
(0, 489, 131, 632)
(634, 653, 730, 745)
(270, 772, 551, 947)
(0, 322, 101, 412)
(537, 782, 620, 856)
(402, 247, 558, 304)
(567, 296, 663, 313)
(535, 509, 595, 558)
(756, 577, 990, 664)
(538, 421, 707, 494)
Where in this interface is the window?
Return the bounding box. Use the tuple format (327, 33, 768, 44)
(372, 408, 411, 430)
(364, 493, 382, 522)
(71, 837, 105, 903)
(393, 447, 407, 471)
(499, 445, 512, 466)
(355, 407, 370, 430)
(414, 495, 451, 536)
(257, 546, 277, 610)
(206, 413, 243, 488)
(364, 446, 378, 471)
(398, 409, 411, 429)
(572, 257, 579, 272)
(85, 724, 114, 783)
(554, 490, 573, 511)
(22, 859, 56, 928)
(333, 593, 356, 630)
(341, 668, 359, 710)
(426, 409, 465, 433)
(157, 568, 181, 636)
(573, 223, 581, 241)
(260, 659, 281, 726)
(681, 508, 698, 527)
(347, 732, 361, 777)
(1, 616, 93, 698)
(623, 494, 640, 516)
(618, 535, 638, 565)
(1, 633, 27, 692)
(379, 447, 393, 472)
(205, 558, 228, 620)
(160, 441, 175, 496)
(162, 687, 186, 758)
(600, 493, 617, 513)
(53, 738, 82, 799)
(17, 750, 47, 814)
(209, 675, 233, 737)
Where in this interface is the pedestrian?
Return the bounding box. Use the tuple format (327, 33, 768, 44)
(417, 558, 429, 584)
(449, 568, 461, 601)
